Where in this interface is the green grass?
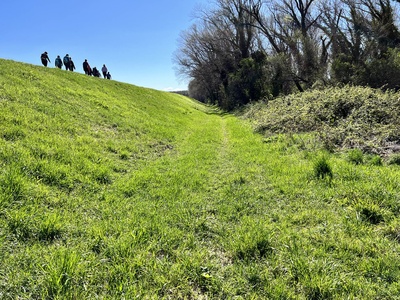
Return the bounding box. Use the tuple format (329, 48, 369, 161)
(1, 59, 400, 299)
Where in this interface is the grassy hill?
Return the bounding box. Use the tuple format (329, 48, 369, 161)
(1, 59, 400, 299)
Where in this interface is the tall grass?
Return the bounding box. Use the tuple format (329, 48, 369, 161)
(1, 59, 400, 298)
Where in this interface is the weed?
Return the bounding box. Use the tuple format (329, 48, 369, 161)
(388, 153, 400, 165)
(354, 199, 386, 225)
(92, 166, 112, 184)
(0, 165, 26, 205)
(38, 213, 62, 242)
(367, 155, 383, 166)
(347, 149, 364, 165)
(44, 249, 80, 298)
(230, 221, 273, 261)
(7, 211, 33, 241)
(119, 150, 130, 160)
(1, 127, 26, 141)
(313, 155, 333, 180)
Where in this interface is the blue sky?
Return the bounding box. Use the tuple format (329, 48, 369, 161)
(0, 0, 206, 91)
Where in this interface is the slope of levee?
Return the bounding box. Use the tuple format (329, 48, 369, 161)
(2, 59, 400, 299)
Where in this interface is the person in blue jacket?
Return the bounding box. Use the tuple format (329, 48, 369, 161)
(63, 54, 70, 70)
(55, 55, 63, 69)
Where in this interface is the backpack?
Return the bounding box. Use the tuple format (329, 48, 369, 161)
(63, 56, 70, 64)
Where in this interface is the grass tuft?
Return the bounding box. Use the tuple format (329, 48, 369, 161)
(388, 153, 400, 165)
(313, 155, 333, 180)
(347, 148, 364, 165)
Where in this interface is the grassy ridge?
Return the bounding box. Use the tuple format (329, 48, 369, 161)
(1, 59, 400, 299)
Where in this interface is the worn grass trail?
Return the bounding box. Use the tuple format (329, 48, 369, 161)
(1, 59, 400, 299)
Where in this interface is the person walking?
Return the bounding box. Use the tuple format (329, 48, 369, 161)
(69, 57, 76, 71)
(101, 64, 108, 78)
(41, 52, 51, 67)
(55, 55, 63, 69)
(63, 54, 70, 70)
(83, 59, 91, 75)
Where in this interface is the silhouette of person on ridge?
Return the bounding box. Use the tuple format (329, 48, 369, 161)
(102, 64, 108, 78)
(63, 54, 70, 70)
(69, 57, 76, 71)
(83, 59, 92, 75)
(92, 67, 101, 77)
(41, 52, 51, 67)
(55, 55, 63, 69)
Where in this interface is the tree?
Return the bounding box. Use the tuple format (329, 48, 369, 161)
(323, 0, 400, 87)
(175, 0, 261, 109)
(175, 0, 400, 109)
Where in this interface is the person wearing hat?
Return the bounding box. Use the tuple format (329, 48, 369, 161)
(63, 54, 70, 70)
(41, 52, 51, 67)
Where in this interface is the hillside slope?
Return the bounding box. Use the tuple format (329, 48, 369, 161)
(1, 59, 400, 299)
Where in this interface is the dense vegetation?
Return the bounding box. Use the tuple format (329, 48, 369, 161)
(175, 0, 400, 110)
(241, 86, 400, 156)
(1, 59, 400, 299)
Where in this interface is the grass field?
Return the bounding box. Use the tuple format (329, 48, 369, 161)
(1, 59, 400, 299)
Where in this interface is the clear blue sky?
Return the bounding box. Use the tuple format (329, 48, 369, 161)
(0, 0, 206, 91)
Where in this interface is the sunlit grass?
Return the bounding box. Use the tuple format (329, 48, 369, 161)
(1, 59, 400, 298)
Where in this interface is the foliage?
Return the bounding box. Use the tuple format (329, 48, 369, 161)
(388, 153, 400, 165)
(241, 85, 400, 155)
(347, 149, 364, 165)
(176, 0, 400, 110)
(2, 59, 400, 298)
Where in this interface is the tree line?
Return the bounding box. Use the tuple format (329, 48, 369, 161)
(174, 0, 400, 110)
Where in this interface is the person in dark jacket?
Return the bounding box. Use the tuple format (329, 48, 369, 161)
(92, 67, 101, 77)
(63, 54, 70, 70)
(102, 64, 108, 78)
(83, 59, 91, 75)
(41, 52, 51, 67)
(55, 55, 63, 69)
(69, 57, 76, 71)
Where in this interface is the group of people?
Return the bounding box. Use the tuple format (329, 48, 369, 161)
(40, 52, 111, 80)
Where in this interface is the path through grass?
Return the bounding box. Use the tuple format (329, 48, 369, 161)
(1, 59, 400, 299)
